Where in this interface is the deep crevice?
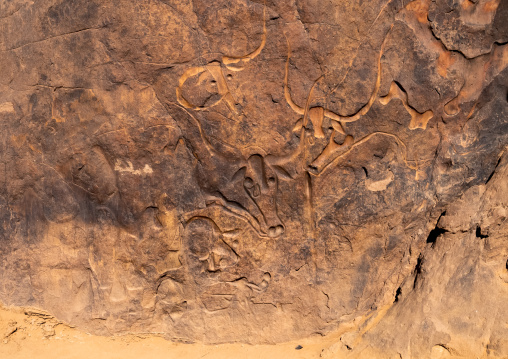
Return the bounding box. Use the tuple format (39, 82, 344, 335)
(426, 211, 448, 246)
(485, 156, 502, 185)
(413, 254, 424, 289)
(394, 286, 402, 303)
(394, 80, 405, 93)
(475, 226, 488, 239)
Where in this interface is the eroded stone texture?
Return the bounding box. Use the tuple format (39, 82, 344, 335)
(0, 0, 507, 352)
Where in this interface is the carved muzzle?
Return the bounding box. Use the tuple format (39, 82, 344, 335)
(243, 155, 285, 238)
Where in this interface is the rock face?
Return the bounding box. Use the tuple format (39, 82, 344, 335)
(0, 0, 506, 354)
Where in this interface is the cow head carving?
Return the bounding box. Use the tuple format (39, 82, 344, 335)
(232, 154, 291, 238)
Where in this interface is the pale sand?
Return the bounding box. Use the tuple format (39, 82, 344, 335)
(0, 304, 354, 359)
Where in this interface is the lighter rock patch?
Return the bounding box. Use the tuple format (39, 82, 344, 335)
(0, 102, 15, 113)
(114, 160, 153, 175)
(365, 171, 394, 192)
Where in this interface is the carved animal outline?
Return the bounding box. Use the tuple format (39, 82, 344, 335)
(282, 24, 434, 176)
(171, 2, 406, 239)
(181, 216, 272, 313)
(169, 0, 507, 239)
(168, 103, 291, 239)
(170, 3, 293, 239)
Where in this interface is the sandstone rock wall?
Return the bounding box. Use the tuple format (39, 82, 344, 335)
(0, 0, 506, 354)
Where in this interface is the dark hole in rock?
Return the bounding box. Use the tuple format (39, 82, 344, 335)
(394, 286, 402, 303)
(426, 211, 447, 245)
(475, 226, 488, 239)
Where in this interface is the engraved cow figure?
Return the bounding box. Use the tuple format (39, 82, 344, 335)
(168, 104, 290, 239)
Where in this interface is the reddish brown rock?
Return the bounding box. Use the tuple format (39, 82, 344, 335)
(0, 0, 507, 354)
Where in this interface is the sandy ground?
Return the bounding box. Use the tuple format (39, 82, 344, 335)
(0, 304, 355, 359)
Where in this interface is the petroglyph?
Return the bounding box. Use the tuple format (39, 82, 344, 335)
(176, 61, 238, 115)
(155, 278, 188, 321)
(164, 103, 291, 239)
(309, 134, 355, 174)
(184, 216, 240, 273)
(200, 273, 271, 312)
(0, 0, 507, 348)
(400, 0, 508, 118)
(281, 25, 429, 178)
(380, 82, 434, 130)
(222, 3, 267, 72)
(172, 1, 441, 241)
(181, 216, 272, 313)
(284, 37, 345, 138)
(445, 42, 508, 116)
(176, 2, 267, 115)
(284, 26, 392, 129)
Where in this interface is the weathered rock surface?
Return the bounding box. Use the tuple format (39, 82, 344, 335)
(0, 0, 506, 355)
